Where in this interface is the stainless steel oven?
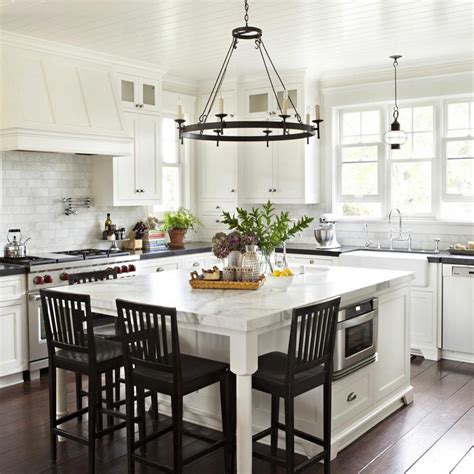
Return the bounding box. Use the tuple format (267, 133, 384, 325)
(333, 298, 378, 379)
(28, 292, 48, 373)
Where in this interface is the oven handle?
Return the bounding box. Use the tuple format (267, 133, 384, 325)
(29, 294, 42, 302)
(337, 310, 377, 330)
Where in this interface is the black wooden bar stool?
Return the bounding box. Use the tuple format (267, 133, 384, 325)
(40, 289, 127, 474)
(69, 268, 159, 419)
(116, 298, 236, 474)
(252, 297, 341, 474)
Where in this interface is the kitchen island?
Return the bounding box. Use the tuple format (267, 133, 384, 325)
(56, 265, 414, 473)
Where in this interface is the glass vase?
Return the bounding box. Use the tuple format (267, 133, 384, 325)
(260, 248, 276, 274)
(228, 250, 243, 267)
(241, 245, 260, 281)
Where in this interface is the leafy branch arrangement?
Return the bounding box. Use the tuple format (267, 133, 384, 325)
(220, 201, 314, 253)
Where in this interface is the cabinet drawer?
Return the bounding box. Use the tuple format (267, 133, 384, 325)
(137, 259, 179, 274)
(332, 365, 374, 429)
(181, 255, 209, 271)
(0, 276, 25, 303)
(287, 256, 334, 266)
(200, 216, 226, 227)
(200, 201, 236, 215)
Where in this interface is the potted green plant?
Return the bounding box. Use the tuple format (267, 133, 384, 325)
(220, 201, 313, 272)
(162, 207, 201, 249)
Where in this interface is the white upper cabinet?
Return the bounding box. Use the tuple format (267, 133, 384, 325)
(244, 85, 301, 117)
(241, 140, 274, 201)
(93, 111, 162, 206)
(198, 90, 238, 202)
(118, 73, 160, 113)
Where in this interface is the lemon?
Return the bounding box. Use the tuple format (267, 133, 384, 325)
(272, 269, 281, 277)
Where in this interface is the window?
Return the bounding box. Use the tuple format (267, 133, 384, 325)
(389, 105, 435, 215)
(160, 116, 182, 211)
(334, 97, 474, 222)
(336, 108, 383, 217)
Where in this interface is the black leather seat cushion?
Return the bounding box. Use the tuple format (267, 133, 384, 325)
(252, 351, 325, 397)
(133, 354, 229, 396)
(54, 338, 123, 374)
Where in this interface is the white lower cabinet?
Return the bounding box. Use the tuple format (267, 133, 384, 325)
(286, 254, 337, 267)
(375, 289, 410, 402)
(0, 275, 27, 387)
(135, 252, 215, 275)
(332, 365, 374, 430)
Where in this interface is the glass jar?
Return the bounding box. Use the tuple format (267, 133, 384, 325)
(241, 245, 260, 281)
(260, 248, 276, 274)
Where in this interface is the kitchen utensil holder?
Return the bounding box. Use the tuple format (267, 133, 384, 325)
(63, 197, 91, 216)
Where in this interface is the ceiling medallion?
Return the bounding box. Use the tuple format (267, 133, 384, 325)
(175, 0, 323, 147)
(383, 55, 408, 150)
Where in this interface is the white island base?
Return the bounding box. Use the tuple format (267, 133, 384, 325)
(57, 265, 414, 473)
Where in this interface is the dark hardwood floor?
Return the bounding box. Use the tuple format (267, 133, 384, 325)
(0, 358, 472, 473)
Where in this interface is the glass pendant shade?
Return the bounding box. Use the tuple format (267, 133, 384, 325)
(384, 119, 407, 150)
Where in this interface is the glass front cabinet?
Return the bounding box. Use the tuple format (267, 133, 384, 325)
(117, 73, 160, 112)
(244, 85, 300, 118)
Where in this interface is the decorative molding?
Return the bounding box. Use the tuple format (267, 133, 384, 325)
(321, 59, 474, 90)
(0, 30, 166, 76)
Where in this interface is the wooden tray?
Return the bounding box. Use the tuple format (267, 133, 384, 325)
(189, 273, 265, 290)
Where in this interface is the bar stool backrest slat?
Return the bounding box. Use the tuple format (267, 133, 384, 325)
(286, 297, 340, 383)
(116, 299, 181, 381)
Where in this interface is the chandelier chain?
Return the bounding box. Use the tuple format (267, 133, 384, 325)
(259, 39, 303, 123)
(244, 0, 249, 26)
(198, 38, 238, 124)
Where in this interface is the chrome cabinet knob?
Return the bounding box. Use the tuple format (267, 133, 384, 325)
(192, 262, 200, 267)
(309, 259, 315, 264)
(230, 189, 236, 193)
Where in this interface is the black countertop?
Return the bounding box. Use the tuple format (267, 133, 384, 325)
(427, 253, 474, 265)
(133, 241, 474, 265)
(276, 243, 360, 256)
(135, 241, 212, 260)
(0, 263, 27, 277)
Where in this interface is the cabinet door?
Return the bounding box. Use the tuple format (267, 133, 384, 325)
(118, 74, 139, 110)
(244, 87, 271, 117)
(272, 139, 305, 202)
(115, 112, 141, 202)
(0, 303, 27, 376)
(137, 113, 162, 203)
(140, 79, 160, 112)
(241, 141, 274, 202)
(375, 291, 410, 402)
(199, 141, 237, 200)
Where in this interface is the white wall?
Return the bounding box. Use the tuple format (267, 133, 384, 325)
(0, 151, 147, 253)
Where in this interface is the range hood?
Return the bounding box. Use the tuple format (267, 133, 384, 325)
(0, 43, 133, 156)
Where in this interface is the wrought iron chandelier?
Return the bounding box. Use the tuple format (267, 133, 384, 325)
(383, 55, 407, 150)
(175, 0, 323, 147)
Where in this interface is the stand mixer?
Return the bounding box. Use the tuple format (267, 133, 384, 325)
(314, 214, 341, 249)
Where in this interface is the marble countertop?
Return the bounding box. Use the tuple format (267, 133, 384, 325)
(58, 266, 413, 333)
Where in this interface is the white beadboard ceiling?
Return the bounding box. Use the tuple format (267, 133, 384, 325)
(0, 0, 472, 81)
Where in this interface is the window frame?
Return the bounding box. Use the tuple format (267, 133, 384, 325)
(441, 97, 474, 203)
(386, 101, 438, 218)
(336, 105, 386, 209)
(153, 113, 186, 214)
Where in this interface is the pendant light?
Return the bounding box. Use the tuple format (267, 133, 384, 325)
(384, 55, 407, 150)
(175, 0, 323, 147)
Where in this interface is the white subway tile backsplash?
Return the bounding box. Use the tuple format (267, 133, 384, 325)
(1, 151, 148, 253)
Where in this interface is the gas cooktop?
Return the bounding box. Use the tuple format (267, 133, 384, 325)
(53, 248, 131, 260)
(0, 255, 58, 266)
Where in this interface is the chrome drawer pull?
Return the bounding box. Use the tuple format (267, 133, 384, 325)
(156, 267, 165, 272)
(347, 392, 357, 402)
(192, 262, 200, 267)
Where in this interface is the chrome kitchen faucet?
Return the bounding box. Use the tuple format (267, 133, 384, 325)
(388, 208, 412, 251)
